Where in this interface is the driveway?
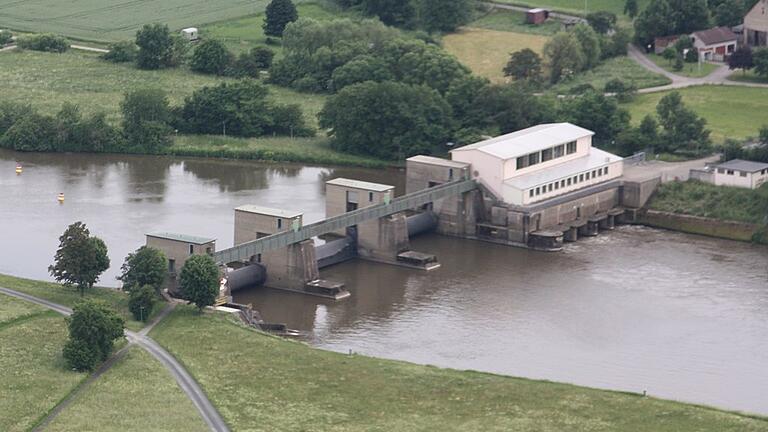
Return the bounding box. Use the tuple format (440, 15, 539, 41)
(623, 154, 720, 182)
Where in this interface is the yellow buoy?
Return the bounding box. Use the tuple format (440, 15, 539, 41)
(15, 164, 22, 174)
(57, 193, 65, 204)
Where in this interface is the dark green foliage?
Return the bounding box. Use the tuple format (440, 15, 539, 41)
(0, 30, 12, 46)
(179, 255, 220, 310)
(177, 80, 313, 137)
(118, 246, 167, 292)
(668, 0, 711, 34)
(586, 11, 617, 34)
(543, 32, 585, 83)
(572, 24, 602, 70)
(0, 112, 57, 151)
(656, 91, 711, 154)
(331, 55, 394, 90)
(128, 285, 156, 322)
(604, 78, 637, 102)
(445, 75, 490, 127)
(63, 299, 124, 371)
(233, 47, 275, 77)
(714, 0, 746, 27)
(600, 27, 631, 59)
(17, 33, 69, 53)
(48, 222, 110, 296)
(559, 90, 631, 147)
(634, 0, 674, 45)
(465, 83, 556, 134)
(418, 0, 472, 33)
(191, 39, 233, 75)
(135, 23, 174, 70)
(616, 114, 660, 155)
(121, 89, 173, 152)
(753, 47, 768, 79)
(662, 47, 677, 63)
(673, 54, 684, 70)
(0, 102, 33, 136)
(650, 180, 768, 225)
(102, 41, 137, 63)
(728, 45, 754, 73)
(684, 48, 698, 63)
(319, 81, 454, 160)
(362, 0, 415, 27)
(264, 0, 299, 37)
(567, 83, 596, 94)
(503, 48, 542, 82)
(624, 0, 639, 17)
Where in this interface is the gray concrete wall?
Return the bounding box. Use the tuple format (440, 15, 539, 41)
(261, 240, 320, 291)
(234, 210, 301, 246)
(145, 236, 216, 295)
(357, 213, 410, 263)
(621, 177, 661, 208)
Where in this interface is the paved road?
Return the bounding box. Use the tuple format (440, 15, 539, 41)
(0, 286, 229, 432)
(623, 154, 720, 182)
(71, 44, 109, 53)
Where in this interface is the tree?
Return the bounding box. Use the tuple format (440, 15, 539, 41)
(0, 113, 57, 152)
(753, 47, 768, 79)
(63, 300, 124, 371)
(121, 89, 172, 152)
(135, 23, 174, 70)
(685, 47, 698, 63)
(601, 27, 631, 58)
(586, 11, 617, 34)
(728, 45, 754, 74)
(760, 125, 768, 145)
(604, 78, 637, 102)
(656, 91, 711, 153)
(466, 83, 556, 134)
(128, 285, 156, 322)
(624, 0, 639, 17)
(503, 48, 542, 82)
(662, 46, 678, 64)
(0, 30, 13, 46)
(233, 46, 275, 77)
(331, 55, 394, 90)
(118, 246, 167, 292)
(418, 0, 473, 33)
(559, 90, 631, 146)
(616, 114, 660, 156)
(190, 39, 233, 75)
(715, 0, 746, 27)
(102, 41, 137, 63)
(572, 24, 602, 70)
(319, 81, 454, 160)
(673, 53, 684, 71)
(634, 0, 674, 45)
(179, 255, 220, 310)
(264, 0, 299, 37)
(48, 222, 110, 295)
(362, 0, 415, 27)
(543, 33, 585, 83)
(668, 0, 711, 35)
(17, 33, 69, 52)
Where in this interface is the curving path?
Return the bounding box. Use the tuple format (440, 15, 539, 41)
(0, 286, 229, 432)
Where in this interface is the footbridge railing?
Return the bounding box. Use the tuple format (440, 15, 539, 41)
(214, 179, 477, 263)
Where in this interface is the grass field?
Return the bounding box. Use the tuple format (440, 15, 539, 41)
(648, 181, 768, 224)
(0, 303, 85, 432)
(647, 53, 720, 78)
(46, 346, 207, 431)
(493, 0, 651, 16)
(549, 56, 671, 93)
(470, 9, 561, 35)
(151, 306, 768, 432)
(727, 69, 768, 84)
(0, 0, 309, 43)
(621, 85, 768, 142)
(443, 28, 549, 83)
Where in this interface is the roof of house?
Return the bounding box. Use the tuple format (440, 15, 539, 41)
(235, 205, 302, 218)
(654, 35, 680, 45)
(692, 26, 738, 45)
(407, 155, 470, 169)
(745, 0, 768, 26)
(450, 123, 595, 160)
(326, 178, 394, 192)
(147, 232, 215, 244)
(503, 148, 622, 190)
(716, 159, 768, 173)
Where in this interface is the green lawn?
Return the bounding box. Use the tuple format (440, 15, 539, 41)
(0, 0, 310, 43)
(46, 346, 208, 432)
(0, 306, 86, 432)
(621, 85, 768, 142)
(648, 181, 768, 225)
(0, 294, 46, 325)
(470, 9, 561, 35)
(492, 0, 651, 16)
(549, 56, 672, 93)
(0, 274, 155, 332)
(647, 53, 719, 78)
(151, 306, 768, 432)
(170, 135, 390, 168)
(0, 49, 326, 127)
(727, 69, 768, 84)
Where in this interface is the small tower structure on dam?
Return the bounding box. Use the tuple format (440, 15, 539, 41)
(145, 232, 216, 296)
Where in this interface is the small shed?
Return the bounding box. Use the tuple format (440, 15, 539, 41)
(181, 27, 199, 41)
(526, 8, 550, 25)
(654, 35, 681, 54)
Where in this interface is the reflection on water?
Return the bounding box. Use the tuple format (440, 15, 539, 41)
(1, 149, 767, 415)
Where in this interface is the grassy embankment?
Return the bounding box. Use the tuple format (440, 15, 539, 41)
(621, 85, 768, 142)
(45, 346, 208, 431)
(727, 70, 768, 84)
(646, 53, 719, 78)
(649, 181, 768, 224)
(151, 306, 768, 432)
(549, 56, 672, 93)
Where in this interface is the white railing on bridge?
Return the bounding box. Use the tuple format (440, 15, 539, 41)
(214, 179, 477, 264)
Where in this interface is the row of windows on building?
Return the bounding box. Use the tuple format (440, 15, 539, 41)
(528, 166, 609, 198)
(717, 168, 767, 177)
(516, 141, 578, 170)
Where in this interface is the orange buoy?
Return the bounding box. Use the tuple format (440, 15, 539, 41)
(57, 193, 65, 204)
(15, 164, 22, 174)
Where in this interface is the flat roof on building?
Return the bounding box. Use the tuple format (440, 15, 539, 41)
(326, 178, 394, 192)
(528, 8, 546, 12)
(235, 205, 302, 218)
(504, 148, 622, 190)
(450, 123, 594, 160)
(716, 159, 768, 173)
(147, 232, 215, 244)
(407, 155, 470, 168)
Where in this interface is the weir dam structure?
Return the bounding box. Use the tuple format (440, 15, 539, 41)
(148, 124, 659, 301)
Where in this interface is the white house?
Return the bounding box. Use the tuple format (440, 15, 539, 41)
(691, 26, 738, 61)
(744, 0, 768, 47)
(713, 159, 768, 189)
(450, 123, 623, 206)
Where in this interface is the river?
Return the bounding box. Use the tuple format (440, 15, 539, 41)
(1, 149, 766, 415)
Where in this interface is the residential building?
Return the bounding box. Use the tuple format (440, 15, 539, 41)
(450, 123, 623, 206)
(691, 26, 738, 61)
(654, 35, 680, 54)
(713, 159, 768, 189)
(744, 0, 768, 47)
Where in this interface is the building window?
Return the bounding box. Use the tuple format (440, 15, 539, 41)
(740, 171, 747, 177)
(727, 170, 734, 175)
(535, 187, 540, 195)
(566, 141, 577, 154)
(448, 168, 454, 180)
(541, 148, 553, 162)
(189, 244, 194, 255)
(548, 184, 553, 192)
(206, 247, 212, 255)
(517, 156, 528, 170)
(717, 168, 725, 174)
(592, 170, 597, 178)
(579, 174, 584, 182)
(554, 182, 559, 190)
(604, 167, 609, 175)
(567, 178, 572, 186)
(554, 145, 565, 158)
(529, 152, 540, 166)
(369, 192, 374, 202)
(168, 259, 175, 273)
(560, 179, 565, 188)
(277, 218, 283, 229)
(529, 189, 534, 197)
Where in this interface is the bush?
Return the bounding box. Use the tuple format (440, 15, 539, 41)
(179, 255, 220, 310)
(191, 39, 233, 75)
(232, 46, 274, 78)
(118, 246, 167, 292)
(264, 0, 299, 37)
(128, 285, 156, 322)
(0, 30, 12, 46)
(135, 23, 174, 70)
(0, 112, 57, 151)
(17, 33, 69, 53)
(63, 338, 100, 372)
(102, 41, 137, 63)
(604, 78, 637, 102)
(121, 89, 173, 152)
(63, 300, 124, 371)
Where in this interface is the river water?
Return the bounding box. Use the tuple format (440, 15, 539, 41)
(1, 150, 767, 414)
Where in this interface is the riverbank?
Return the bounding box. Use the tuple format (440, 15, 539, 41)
(637, 209, 766, 243)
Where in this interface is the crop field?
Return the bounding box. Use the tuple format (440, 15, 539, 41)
(0, 0, 307, 43)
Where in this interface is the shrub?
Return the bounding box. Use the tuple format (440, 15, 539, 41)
(102, 41, 137, 63)
(0, 30, 12, 46)
(63, 338, 100, 372)
(604, 78, 637, 102)
(264, 0, 299, 37)
(121, 89, 173, 152)
(191, 39, 233, 75)
(179, 255, 220, 310)
(128, 285, 156, 322)
(17, 33, 69, 53)
(135, 23, 174, 70)
(0, 112, 57, 151)
(63, 300, 124, 371)
(118, 246, 167, 291)
(233, 46, 274, 78)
